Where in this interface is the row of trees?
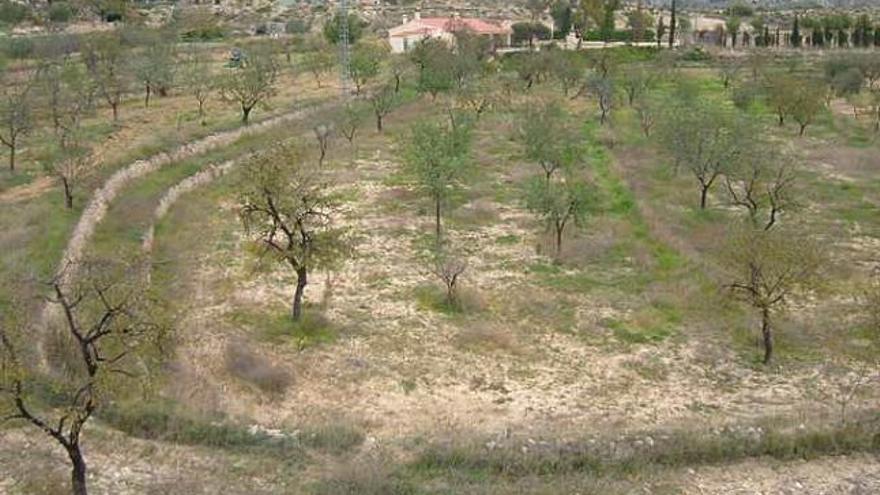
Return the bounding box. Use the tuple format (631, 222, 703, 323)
(528, 0, 682, 46)
(723, 13, 880, 49)
(0, 29, 293, 212)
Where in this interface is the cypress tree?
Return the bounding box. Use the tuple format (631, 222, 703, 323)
(791, 15, 802, 47)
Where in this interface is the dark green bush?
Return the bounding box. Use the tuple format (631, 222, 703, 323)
(47, 2, 75, 24)
(0, 0, 29, 26)
(2, 36, 33, 59)
(511, 22, 552, 45)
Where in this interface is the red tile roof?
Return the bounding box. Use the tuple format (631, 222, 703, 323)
(389, 17, 511, 37)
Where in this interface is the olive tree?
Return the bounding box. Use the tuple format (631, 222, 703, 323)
(181, 46, 215, 126)
(82, 33, 132, 122)
(723, 224, 823, 364)
(404, 118, 473, 240)
(411, 38, 456, 99)
(586, 73, 615, 124)
(37, 58, 95, 138)
(220, 47, 278, 124)
(518, 100, 581, 181)
(657, 99, 747, 209)
(302, 41, 335, 88)
(619, 64, 657, 106)
(525, 167, 596, 261)
(238, 143, 351, 321)
(369, 83, 398, 132)
(134, 38, 176, 108)
(0, 77, 33, 171)
(0, 258, 169, 495)
(788, 81, 827, 136)
(349, 42, 386, 95)
(337, 103, 363, 145)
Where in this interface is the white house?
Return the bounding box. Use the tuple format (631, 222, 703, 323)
(387, 12, 512, 54)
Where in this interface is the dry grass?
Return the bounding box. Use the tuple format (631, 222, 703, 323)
(224, 342, 292, 396)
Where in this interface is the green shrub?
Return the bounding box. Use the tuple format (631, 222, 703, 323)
(511, 22, 552, 45)
(285, 18, 309, 34)
(300, 422, 365, 454)
(2, 36, 33, 59)
(0, 0, 29, 26)
(47, 2, 75, 23)
(100, 400, 304, 457)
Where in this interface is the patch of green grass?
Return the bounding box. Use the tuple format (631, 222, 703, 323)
(495, 234, 520, 245)
(404, 419, 880, 485)
(413, 284, 481, 315)
(229, 307, 338, 349)
(100, 400, 305, 459)
(299, 422, 366, 455)
(606, 302, 681, 345)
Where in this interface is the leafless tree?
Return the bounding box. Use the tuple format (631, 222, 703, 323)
(0, 258, 169, 495)
(313, 123, 335, 167)
(0, 77, 34, 171)
(725, 146, 797, 230)
(430, 244, 469, 309)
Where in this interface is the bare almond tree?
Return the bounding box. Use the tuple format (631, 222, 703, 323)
(45, 140, 96, 209)
(313, 123, 335, 168)
(430, 244, 468, 309)
(0, 77, 34, 171)
(0, 258, 169, 495)
(725, 145, 797, 230)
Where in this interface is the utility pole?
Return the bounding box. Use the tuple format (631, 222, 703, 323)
(338, 0, 352, 96)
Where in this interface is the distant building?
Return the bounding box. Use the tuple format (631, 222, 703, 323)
(387, 12, 512, 54)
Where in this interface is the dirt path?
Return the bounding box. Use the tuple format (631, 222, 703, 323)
(0, 176, 55, 204)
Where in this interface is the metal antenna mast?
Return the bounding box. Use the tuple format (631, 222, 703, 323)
(338, 0, 352, 96)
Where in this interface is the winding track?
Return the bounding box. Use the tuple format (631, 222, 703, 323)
(38, 101, 329, 362)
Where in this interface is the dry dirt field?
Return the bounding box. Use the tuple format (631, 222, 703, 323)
(2, 46, 880, 494)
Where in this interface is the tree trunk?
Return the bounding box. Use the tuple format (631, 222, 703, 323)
(700, 184, 709, 209)
(144, 84, 151, 108)
(67, 445, 88, 495)
(394, 75, 401, 93)
(777, 113, 784, 126)
(242, 106, 252, 125)
(291, 267, 308, 321)
(111, 102, 119, 122)
(376, 114, 383, 132)
(555, 225, 564, 261)
(63, 177, 73, 209)
(798, 123, 807, 136)
(761, 306, 773, 364)
(434, 198, 442, 240)
(198, 99, 206, 126)
(7, 142, 14, 172)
